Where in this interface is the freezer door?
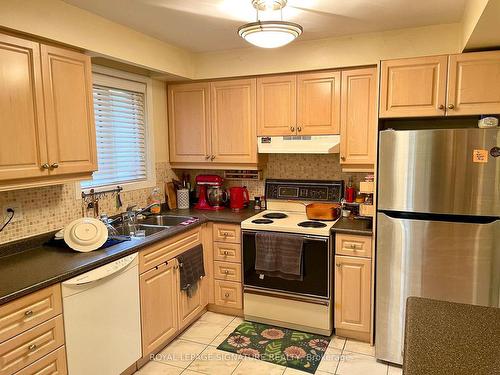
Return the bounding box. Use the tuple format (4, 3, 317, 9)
(375, 212, 500, 364)
(378, 128, 500, 216)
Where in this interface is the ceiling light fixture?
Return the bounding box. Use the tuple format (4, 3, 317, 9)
(238, 0, 303, 49)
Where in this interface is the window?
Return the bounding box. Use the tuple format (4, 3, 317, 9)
(80, 67, 155, 192)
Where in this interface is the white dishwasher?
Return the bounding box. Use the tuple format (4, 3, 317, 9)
(62, 253, 142, 375)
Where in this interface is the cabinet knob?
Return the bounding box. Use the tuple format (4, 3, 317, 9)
(438, 104, 445, 110)
(448, 104, 455, 110)
(224, 270, 229, 275)
(50, 163, 59, 169)
(24, 310, 33, 317)
(210, 155, 216, 161)
(224, 293, 230, 298)
(223, 251, 229, 256)
(340, 156, 346, 161)
(336, 263, 342, 268)
(205, 155, 210, 160)
(290, 126, 295, 132)
(41, 163, 50, 169)
(28, 344, 37, 351)
(297, 126, 302, 132)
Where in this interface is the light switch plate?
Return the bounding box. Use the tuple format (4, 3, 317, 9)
(3, 202, 23, 223)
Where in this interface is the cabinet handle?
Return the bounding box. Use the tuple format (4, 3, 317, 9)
(28, 344, 37, 351)
(438, 104, 445, 110)
(448, 104, 455, 110)
(290, 126, 295, 132)
(297, 126, 302, 132)
(336, 263, 342, 268)
(50, 163, 59, 169)
(224, 270, 230, 275)
(24, 310, 33, 317)
(205, 155, 210, 160)
(210, 155, 216, 161)
(41, 163, 50, 170)
(340, 156, 346, 161)
(224, 293, 230, 298)
(223, 250, 229, 256)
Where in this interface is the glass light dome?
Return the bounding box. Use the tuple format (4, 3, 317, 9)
(238, 21, 303, 48)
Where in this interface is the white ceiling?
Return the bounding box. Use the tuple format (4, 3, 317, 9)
(64, 0, 467, 53)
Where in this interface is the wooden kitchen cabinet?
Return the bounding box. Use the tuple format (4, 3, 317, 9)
(0, 34, 48, 182)
(168, 83, 212, 163)
(340, 68, 377, 166)
(0, 32, 97, 191)
(140, 260, 179, 356)
(257, 75, 297, 136)
(210, 79, 257, 164)
(178, 268, 207, 330)
(334, 255, 371, 334)
(379, 55, 448, 118)
(297, 71, 341, 135)
(447, 51, 500, 116)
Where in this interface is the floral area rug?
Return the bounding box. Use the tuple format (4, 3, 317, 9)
(217, 321, 331, 373)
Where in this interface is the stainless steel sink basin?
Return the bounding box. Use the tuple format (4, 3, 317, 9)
(112, 224, 169, 237)
(139, 215, 195, 227)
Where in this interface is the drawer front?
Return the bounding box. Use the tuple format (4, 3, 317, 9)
(213, 242, 241, 263)
(13, 346, 67, 375)
(214, 281, 242, 309)
(336, 234, 372, 258)
(140, 227, 201, 273)
(0, 316, 65, 375)
(0, 286, 62, 344)
(213, 224, 240, 244)
(213, 261, 242, 282)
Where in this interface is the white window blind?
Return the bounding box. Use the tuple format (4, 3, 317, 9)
(82, 78, 148, 189)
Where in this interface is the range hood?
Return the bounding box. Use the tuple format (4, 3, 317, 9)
(257, 135, 340, 154)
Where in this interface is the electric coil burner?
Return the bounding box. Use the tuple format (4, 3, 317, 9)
(252, 219, 274, 224)
(263, 212, 288, 219)
(297, 221, 327, 228)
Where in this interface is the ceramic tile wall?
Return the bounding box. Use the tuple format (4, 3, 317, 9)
(0, 162, 178, 244)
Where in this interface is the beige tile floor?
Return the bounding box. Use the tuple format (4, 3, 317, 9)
(135, 312, 402, 375)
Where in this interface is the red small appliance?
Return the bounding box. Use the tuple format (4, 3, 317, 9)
(194, 175, 227, 210)
(229, 186, 250, 211)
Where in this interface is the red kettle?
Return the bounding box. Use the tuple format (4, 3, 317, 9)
(229, 186, 250, 211)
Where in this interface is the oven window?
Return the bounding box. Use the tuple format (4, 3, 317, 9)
(242, 232, 330, 298)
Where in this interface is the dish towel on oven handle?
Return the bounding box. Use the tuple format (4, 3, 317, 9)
(255, 232, 304, 281)
(178, 244, 205, 298)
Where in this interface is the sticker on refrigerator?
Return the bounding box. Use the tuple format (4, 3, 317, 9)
(472, 149, 488, 163)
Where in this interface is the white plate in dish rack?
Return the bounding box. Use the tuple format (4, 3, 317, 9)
(63, 218, 108, 252)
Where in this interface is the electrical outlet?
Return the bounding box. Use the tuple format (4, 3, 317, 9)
(3, 202, 23, 223)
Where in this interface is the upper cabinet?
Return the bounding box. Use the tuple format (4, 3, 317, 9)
(379, 55, 448, 118)
(340, 68, 377, 166)
(168, 78, 257, 167)
(256, 71, 341, 136)
(380, 51, 500, 118)
(297, 71, 341, 135)
(168, 83, 211, 163)
(257, 75, 296, 136)
(0, 33, 97, 191)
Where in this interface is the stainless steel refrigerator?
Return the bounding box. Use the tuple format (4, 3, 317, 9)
(375, 128, 500, 365)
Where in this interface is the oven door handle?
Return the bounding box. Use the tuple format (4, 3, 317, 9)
(242, 230, 329, 243)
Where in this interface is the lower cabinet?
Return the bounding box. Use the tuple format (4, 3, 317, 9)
(334, 255, 371, 334)
(140, 260, 179, 356)
(178, 271, 207, 331)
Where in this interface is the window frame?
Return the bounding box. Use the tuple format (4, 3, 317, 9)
(76, 65, 156, 198)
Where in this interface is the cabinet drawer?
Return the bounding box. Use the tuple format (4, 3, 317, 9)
(13, 346, 67, 375)
(213, 261, 242, 282)
(213, 242, 241, 263)
(214, 281, 242, 309)
(0, 315, 65, 375)
(139, 227, 201, 273)
(0, 286, 62, 344)
(336, 234, 372, 258)
(213, 224, 240, 243)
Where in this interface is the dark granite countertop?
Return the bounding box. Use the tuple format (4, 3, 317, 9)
(0, 206, 258, 306)
(331, 217, 373, 236)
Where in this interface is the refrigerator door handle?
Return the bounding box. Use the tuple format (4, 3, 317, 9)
(379, 210, 499, 224)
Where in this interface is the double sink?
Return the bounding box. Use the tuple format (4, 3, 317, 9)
(113, 214, 197, 237)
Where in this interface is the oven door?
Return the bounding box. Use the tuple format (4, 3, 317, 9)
(242, 230, 331, 300)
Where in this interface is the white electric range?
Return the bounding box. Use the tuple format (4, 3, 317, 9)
(241, 179, 344, 336)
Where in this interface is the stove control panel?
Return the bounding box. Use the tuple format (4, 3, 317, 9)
(266, 179, 343, 202)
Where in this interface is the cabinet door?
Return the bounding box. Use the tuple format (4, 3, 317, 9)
(177, 267, 206, 330)
(297, 71, 341, 135)
(140, 261, 178, 356)
(210, 79, 257, 163)
(0, 34, 48, 181)
(340, 68, 377, 165)
(257, 75, 296, 136)
(334, 256, 371, 333)
(40, 44, 97, 176)
(168, 83, 212, 163)
(447, 51, 500, 116)
(379, 56, 448, 118)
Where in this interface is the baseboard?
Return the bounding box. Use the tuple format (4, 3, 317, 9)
(336, 328, 371, 342)
(207, 304, 243, 317)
